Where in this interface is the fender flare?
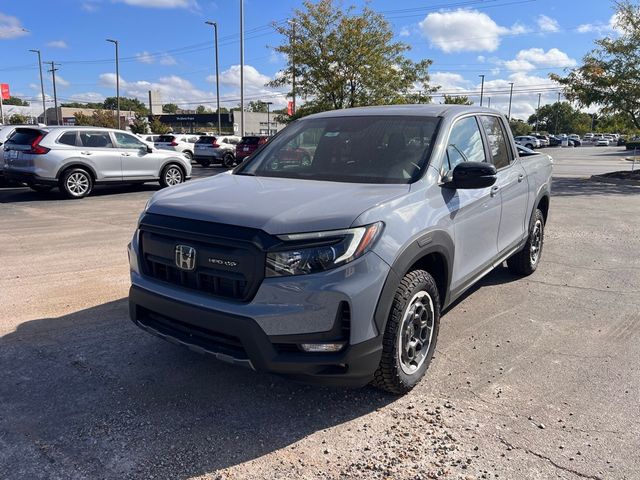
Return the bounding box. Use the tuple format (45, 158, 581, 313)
(55, 160, 98, 181)
(372, 230, 454, 334)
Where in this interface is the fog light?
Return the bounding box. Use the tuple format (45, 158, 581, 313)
(300, 343, 346, 353)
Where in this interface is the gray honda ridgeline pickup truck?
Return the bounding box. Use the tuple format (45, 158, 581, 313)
(128, 105, 552, 394)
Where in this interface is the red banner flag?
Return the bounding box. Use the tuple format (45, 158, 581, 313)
(287, 101, 294, 116)
(0, 84, 9, 100)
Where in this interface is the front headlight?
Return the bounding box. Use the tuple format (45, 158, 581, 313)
(266, 222, 383, 277)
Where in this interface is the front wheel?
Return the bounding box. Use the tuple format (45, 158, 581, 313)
(222, 152, 235, 168)
(60, 168, 93, 199)
(372, 270, 441, 395)
(159, 164, 184, 188)
(526, 143, 534, 149)
(507, 208, 545, 275)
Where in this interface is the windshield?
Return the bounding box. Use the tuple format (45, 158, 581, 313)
(235, 115, 440, 184)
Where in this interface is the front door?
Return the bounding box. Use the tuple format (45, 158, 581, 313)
(113, 132, 157, 180)
(479, 115, 529, 253)
(443, 116, 502, 292)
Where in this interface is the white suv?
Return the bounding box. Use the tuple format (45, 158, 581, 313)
(154, 134, 199, 161)
(193, 135, 241, 168)
(514, 136, 540, 149)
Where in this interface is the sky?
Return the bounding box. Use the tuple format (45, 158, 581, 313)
(0, 0, 621, 120)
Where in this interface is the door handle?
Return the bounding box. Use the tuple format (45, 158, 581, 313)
(518, 174, 524, 182)
(80, 151, 92, 155)
(121, 153, 131, 157)
(490, 185, 500, 197)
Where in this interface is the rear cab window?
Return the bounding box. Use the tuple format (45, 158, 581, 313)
(157, 135, 175, 143)
(58, 131, 78, 146)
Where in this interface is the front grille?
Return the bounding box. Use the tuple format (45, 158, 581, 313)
(137, 306, 248, 359)
(138, 214, 277, 302)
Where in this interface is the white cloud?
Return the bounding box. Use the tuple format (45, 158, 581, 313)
(504, 48, 577, 72)
(399, 26, 410, 37)
(46, 40, 68, 48)
(55, 75, 70, 87)
(577, 13, 623, 35)
(0, 12, 28, 39)
(115, 0, 198, 8)
(419, 9, 526, 53)
(136, 51, 154, 64)
(537, 15, 559, 33)
(210, 64, 287, 108)
(69, 92, 105, 103)
(81, 2, 99, 12)
(430, 72, 473, 93)
(136, 51, 177, 65)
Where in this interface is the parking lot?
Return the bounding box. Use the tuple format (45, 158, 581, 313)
(1, 146, 639, 479)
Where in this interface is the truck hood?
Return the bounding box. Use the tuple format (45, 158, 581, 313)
(146, 172, 410, 234)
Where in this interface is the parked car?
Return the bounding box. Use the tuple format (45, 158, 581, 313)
(154, 134, 199, 161)
(548, 135, 562, 147)
(3, 126, 191, 198)
(514, 135, 540, 149)
(193, 135, 241, 168)
(128, 105, 553, 394)
(137, 134, 162, 144)
(569, 138, 581, 147)
(596, 138, 610, 146)
(624, 136, 640, 150)
(235, 135, 269, 162)
(531, 134, 549, 147)
(516, 144, 539, 156)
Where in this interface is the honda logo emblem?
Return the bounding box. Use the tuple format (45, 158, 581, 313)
(175, 245, 196, 271)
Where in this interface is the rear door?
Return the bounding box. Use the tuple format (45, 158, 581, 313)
(113, 131, 158, 179)
(444, 116, 502, 290)
(78, 130, 121, 180)
(479, 115, 529, 253)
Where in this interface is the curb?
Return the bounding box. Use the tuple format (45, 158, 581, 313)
(590, 174, 640, 186)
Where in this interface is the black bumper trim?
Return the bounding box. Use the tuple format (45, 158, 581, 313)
(4, 171, 57, 186)
(129, 285, 382, 387)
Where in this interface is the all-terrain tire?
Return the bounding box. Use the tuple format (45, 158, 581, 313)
(507, 208, 545, 276)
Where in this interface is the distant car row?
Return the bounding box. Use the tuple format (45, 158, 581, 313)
(513, 134, 582, 149)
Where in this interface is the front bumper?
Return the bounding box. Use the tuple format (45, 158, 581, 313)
(129, 285, 383, 387)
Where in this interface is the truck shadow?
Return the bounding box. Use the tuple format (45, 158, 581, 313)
(552, 177, 640, 197)
(0, 299, 395, 479)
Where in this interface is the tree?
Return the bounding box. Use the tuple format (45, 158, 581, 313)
(195, 105, 208, 114)
(246, 100, 269, 113)
(129, 112, 149, 134)
(527, 102, 591, 135)
(162, 103, 178, 114)
(268, 0, 436, 118)
(8, 113, 28, 124)
(149, 116, 171, 134)
(61, 101, 104, 109)
(443, 95, 473, 105)
(3, 96, 29, 106)
(73, 109, 117, 128)
(551, 1, 640, 128)
(509, 119, 530, 137)
(104, 96, 148, 114)
(216, 107, 229, 114)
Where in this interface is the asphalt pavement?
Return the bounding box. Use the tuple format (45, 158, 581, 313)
(1, 147, 638, 479)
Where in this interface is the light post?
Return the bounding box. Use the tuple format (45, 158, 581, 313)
(534, 92, 541, 132)
(45, 61, 60, 125)
(554, 92, 561, 135)
(507, 82, 514, 120)
(205, 21, 222, 135)
(29, 49, 47, 124)
(265, 101, 273, 135)
(106, 39, 120, 129)
(478, 74, 485, 106)
(288, 19, 296, 116)
(239, 0, 245, 137)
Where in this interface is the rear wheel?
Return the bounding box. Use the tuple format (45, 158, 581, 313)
(159, 164, 184, 188)
(60, 168, 93, 199)
(183, 151, 193, 161)
(526, 143, 534, 149)
(507, 208, 544, 276)
(372, 270, 440, 395)
(222, 152, 235, 168)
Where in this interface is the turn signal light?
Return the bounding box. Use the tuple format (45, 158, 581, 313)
(300, 343, 345, 353)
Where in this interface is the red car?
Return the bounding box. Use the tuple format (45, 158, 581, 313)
(236, 136, 269, 162)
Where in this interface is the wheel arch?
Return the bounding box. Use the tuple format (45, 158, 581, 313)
(160, 159, 186, 177)
(373, 230, 454, 335)
(55, 161, 97, 181)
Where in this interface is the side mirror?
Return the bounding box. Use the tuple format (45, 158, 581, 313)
(445, 162, 497, 189)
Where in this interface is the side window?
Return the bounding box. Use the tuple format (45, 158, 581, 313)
(445, 116, 486, 171)
(114, 132, 145, 149)
(79, 131, 113, 148)
(480, 116, 511, 169)
(58, 131, 77, 146)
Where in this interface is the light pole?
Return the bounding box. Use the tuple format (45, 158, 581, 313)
(106, 39, 120, 129)
(45, 61, 60, 125)
(534, 92, 542, 132)
(265, 101, 273, 135)
(205, 21, 222, 135)
(288, 19, 296, 116)
(507, 82, 514, 120)
(487, 97, 491, 108)
(478, 74, 485, 106)
(239, 0, 245, 137)
(29, 49, 47, 124)
(554, 92, 561, 135)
